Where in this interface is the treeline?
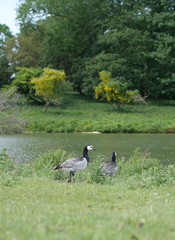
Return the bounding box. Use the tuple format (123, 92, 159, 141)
(0, 0, 175, 99)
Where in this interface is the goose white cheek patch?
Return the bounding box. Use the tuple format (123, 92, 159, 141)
(87, 145, 93, 151)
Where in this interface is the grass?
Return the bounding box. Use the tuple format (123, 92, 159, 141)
(0, 148, 175, 240)
(1, 179, 175, 240)
(21, 93, 175, 133)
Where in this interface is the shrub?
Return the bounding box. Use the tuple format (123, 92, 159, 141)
(95, 70, 145, 109)
(11, 67, 43, 103)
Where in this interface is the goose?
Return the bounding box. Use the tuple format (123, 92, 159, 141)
(53, 145, 94, 182)
(101, 152, 118, 177)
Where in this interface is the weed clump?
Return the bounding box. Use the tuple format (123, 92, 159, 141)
(0, 149, 18, 186)
(117, 148, 175, 189)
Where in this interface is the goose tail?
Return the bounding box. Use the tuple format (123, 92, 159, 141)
(53, 165, 62, 170)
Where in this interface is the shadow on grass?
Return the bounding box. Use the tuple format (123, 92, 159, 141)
(150, 99, 175, 106)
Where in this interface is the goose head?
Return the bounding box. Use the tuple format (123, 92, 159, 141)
(86, 145, 95, 151)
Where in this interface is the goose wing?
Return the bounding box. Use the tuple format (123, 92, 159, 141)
(60, 156, 84, 168)
(101, 162, 118, 175)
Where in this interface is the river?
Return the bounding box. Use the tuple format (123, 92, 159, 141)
(0, 133, 174, 164)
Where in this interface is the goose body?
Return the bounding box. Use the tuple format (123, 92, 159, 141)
(101, 152, 118, 177)
(53, 145, 94, 182)
(57, 156, 88, 173)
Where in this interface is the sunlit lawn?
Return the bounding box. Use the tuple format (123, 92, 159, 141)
(22, 94, 175, 133)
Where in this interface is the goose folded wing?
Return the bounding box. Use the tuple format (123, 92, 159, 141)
(101, 162, 116, 172)
(60, 156, 84, 168)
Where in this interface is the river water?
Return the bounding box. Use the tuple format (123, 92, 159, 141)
(0, 133, 174, 164)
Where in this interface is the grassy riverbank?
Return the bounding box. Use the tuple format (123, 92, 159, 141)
(22, 94, 175, 133)
(1, 148, 175, 240)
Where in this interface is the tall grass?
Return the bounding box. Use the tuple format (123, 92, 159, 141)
(1, 148, 175, 188)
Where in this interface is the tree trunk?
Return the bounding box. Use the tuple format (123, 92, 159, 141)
(44, 101, 50, 112)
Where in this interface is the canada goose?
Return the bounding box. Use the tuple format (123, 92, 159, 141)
(101, 152, 118, 177)
(53, 145, 94, 182)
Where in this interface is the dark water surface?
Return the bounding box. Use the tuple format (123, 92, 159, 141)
(0, 133, 174, 164)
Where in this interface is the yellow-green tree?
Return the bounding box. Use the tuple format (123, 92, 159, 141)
(31, 68, 71, 111)
(95, 71, 142, 109)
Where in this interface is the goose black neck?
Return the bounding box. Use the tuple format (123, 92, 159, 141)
(112, 153, 116, 162)
(83, 147, 89, 162)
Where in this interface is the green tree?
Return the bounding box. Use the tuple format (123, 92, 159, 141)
(71, 1, 154, 95)
(11, 67, 43, 103)
(16, 0, 175, 99)
(16, 0, 114, 91)
(6, 30, 43, 68)
(148, 8, 175, 99)
(0, 24, 13, 88)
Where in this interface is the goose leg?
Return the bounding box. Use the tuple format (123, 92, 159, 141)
(68, 171, 75, 183)
(67, 171, 72, 182)
(72, 172, 75, 182)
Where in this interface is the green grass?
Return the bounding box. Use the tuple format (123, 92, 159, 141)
(1, 148, 175, 240)
(21, 93, 175, 133)
(1, 179, 175, 240)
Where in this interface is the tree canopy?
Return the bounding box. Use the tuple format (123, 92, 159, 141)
(0, 24, 13, 87)
(1, 0, 175, 99)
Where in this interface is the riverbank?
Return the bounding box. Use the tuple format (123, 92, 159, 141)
(1, 93, 175, 134)
(1, 147, 175, 240)
(21, 94, 175, 134)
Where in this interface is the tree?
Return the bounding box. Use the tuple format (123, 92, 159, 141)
(6, 31, 43, 68)
(0, 24, 13, 88)
(11, 67, 43, 103)
(148, 10, 175, 99)
(95, 71, 144, 109)
(16, 0, 175, 99)
(31, 68, 71, 111)
(16, 0, 114, 91)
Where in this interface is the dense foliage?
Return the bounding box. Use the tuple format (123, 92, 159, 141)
(1, 0, 175, 99)
(11, 67, 43, 103)
(0, 24, 13, 87)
